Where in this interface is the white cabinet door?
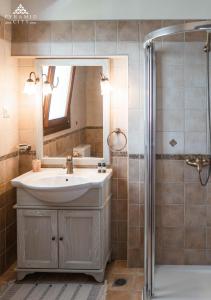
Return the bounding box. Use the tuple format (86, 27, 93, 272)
(59, 210, 101, 269)
(17, 209, 58, 269)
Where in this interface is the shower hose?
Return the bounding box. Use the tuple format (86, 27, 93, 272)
(199, 34, 211, 186)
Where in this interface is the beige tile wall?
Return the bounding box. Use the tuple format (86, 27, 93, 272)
(156, 159, 211, 265)
(0, 23, 18, 157)
(18, 59, 37, 150)
(156, 39, 208, 155)
(128, 157, 145, 266)
(85, 128, 103, 157)
(110, 57, 128, 138)
(0, 17, 19, 274)
(111, 155, 128, 260)
(155, 31, 210, 265)
(0, 155, 18, 273)
(11, 20, 210, 267)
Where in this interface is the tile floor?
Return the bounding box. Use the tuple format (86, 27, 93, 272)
(105, 260, 144, 299)
(0, 260, 144, 300)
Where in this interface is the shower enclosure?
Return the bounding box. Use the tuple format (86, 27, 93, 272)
(144, 21, 211, 300)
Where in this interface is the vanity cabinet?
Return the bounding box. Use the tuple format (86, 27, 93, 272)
(18, 209, 101, 271)
(14, 170, 112, 283)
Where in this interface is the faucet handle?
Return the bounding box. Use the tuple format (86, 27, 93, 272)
(185, 158, 197, 168)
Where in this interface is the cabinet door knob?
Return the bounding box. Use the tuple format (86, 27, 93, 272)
(59, 237, 63, 241)
(52, 236, 56, 241)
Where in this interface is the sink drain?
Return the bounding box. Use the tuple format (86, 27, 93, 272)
(113, 278, 127, 286)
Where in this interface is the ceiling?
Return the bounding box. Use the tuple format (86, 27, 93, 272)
(2, 0, 211, 20)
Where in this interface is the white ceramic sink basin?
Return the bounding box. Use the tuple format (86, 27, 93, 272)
(23, 175, 90, 189)
(12, 173, 93, 203)
(12, 168, 112, 203)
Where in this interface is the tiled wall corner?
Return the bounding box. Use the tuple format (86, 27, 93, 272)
(111, 155, 128, 260)
(0, 18, 19, 274)
(128, 157, 145, 267)
(0, 155, 18, 273)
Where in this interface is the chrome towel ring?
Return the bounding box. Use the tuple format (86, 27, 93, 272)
(107, 128, 127, 152)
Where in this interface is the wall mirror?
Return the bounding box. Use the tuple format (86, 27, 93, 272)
(35, 59, 111, 165)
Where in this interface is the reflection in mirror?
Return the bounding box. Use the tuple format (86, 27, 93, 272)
(43, 66, 103, 158)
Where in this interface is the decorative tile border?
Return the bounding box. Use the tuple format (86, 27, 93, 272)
(18, 149, 128, 158)
(19, 150, 36, 156)
(112, 151, 128, 157)
(0, 151, 18, 162)
(128, 154, 211, 160)
(156, 154, 211, 160)
(16, 151, 211, 160)
(129, 154, 144, 159)
(86, 126, 103, 129)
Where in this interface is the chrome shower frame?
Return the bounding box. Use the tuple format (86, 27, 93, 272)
(144, 42, 156, 300)
(143, 20, 211, 300)
(144, 20, 211, 47)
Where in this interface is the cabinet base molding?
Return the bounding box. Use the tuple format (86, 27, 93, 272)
(17, 271, 34, 281)
(16, 265, 109, 282)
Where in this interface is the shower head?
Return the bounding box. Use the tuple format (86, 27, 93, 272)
(195, 24, 211, 32)
(203, 31, 211, 52)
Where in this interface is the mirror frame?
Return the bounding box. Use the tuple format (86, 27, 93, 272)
(35, 58, 111, 166)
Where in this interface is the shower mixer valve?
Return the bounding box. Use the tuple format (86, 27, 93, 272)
(185, 156, 210, 173)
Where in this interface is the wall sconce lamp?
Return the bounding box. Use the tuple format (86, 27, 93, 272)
(23, 72, 40, 95)
(42, 74, 59, 96)
(100, 73, 112, 96)
(23, 72, 59, 96)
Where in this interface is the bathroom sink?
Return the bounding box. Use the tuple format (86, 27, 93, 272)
(23, 175, 90, 189)
(12, 173, 93, 203)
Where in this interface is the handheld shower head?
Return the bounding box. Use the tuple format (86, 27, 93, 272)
(195, 24, 211, 31)
(203, 32, 211, 53)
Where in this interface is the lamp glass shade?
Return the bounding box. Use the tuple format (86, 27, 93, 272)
(100, 79, 112, 95)
(23, 80, 36, 95)
(43, 82, 52, 95)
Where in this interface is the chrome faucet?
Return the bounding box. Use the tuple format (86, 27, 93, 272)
(185, 156, 209, 173)
(66, 156, 73, 174)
